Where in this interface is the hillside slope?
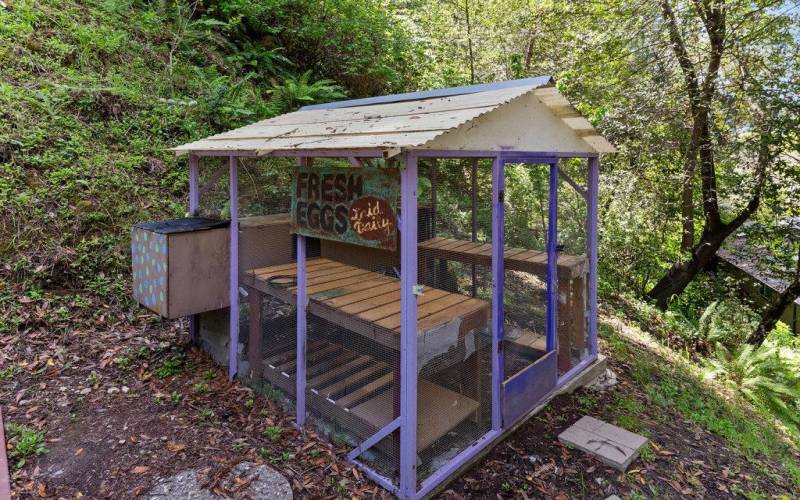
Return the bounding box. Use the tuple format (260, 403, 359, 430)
(0, 0, 415, 334)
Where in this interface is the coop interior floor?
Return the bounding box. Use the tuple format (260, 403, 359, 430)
(259, 336, 480, 450)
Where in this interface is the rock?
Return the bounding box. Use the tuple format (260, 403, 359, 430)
(143, 470, 212, 500)
(586, 368, 617, 392)
(223, 462, 293, 499)
(144, 463, 292, 499)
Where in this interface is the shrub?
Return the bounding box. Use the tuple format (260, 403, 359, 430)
(704, 342, 800, 427)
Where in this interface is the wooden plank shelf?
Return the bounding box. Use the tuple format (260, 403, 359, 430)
(260, 338, 479, 450)
(242, 258, 490, 351)
(417, 237, 586, 280)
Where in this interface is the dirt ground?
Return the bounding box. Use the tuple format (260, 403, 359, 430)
(1, 316, 797, 498)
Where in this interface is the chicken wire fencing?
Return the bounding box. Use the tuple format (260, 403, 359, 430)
(415, 158, 494, 485)
(191, 155, 592, 492)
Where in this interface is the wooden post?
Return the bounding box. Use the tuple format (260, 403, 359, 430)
(471, 158, 478, 297)
(228, 156, 239, 380)
(557, 277, 572, 372)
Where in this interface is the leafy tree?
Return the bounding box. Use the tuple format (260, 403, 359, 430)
(644, 0, 797, 309)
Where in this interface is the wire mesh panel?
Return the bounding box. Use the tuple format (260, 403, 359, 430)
(557, 159, 591, 374)
(415, 158, 493, 485)
(502, 162, 551, 381)
(304, 250, 403, 484)
(237, 158, 310, 408)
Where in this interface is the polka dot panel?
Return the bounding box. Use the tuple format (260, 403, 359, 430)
(131, 227, 169, 316)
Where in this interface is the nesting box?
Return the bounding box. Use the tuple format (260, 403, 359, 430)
(132, 217, 230, 319)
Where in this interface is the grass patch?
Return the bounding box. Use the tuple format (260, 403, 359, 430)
(263, 425, 283, 442)
(604, 316, 800, 489)
(5, 422, 48, 468)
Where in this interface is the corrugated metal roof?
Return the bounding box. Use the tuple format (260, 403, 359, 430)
(172, 77, 615, 156)
(719, 225, 800, 306)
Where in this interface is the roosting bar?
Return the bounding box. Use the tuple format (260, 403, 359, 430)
(134, 76, 614, 498)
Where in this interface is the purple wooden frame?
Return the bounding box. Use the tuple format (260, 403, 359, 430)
(186, 148, 601, 499)
(399, 152, 419, 498)
(228, 156, 239, 380)
(490, 156, 504, 431)
(587, 157, 599, 356)
(296, 234, 307, 426)
(546, 161, 558, 352)
(188, 155, 200, 344)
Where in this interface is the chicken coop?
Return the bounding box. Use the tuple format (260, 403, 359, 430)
(134, 76, 614, 498)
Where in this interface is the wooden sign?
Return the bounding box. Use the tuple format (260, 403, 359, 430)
(291, 166, 399, 250)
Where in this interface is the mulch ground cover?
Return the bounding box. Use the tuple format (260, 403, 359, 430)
(1, 312, 796, 498)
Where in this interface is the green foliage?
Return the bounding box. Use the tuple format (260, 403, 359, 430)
(262, 425, 283, 441)
(155, 355, 184, 379)
(5, 423, 48, 468)
(704, 343, 800, 427)
(265, 70, 346, 116)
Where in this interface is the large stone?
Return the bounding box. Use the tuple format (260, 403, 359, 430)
(558, 416, 647, 471)
(224, 462, 293, 499)
(144, 462, 292, 499)
(144, 470, 213, 500)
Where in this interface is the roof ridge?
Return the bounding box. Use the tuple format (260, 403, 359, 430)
(299, 76, 554, 112)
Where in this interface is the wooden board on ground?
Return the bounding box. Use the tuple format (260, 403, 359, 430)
(350, 378, 479, 450)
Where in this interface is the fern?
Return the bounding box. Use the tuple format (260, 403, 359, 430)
(704, 342, 800, 426)
(265, 70, 346, 116)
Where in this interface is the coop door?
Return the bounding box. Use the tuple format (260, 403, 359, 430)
(500, 161, 558, 426)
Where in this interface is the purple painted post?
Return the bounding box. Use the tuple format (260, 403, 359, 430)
(587, 156, 599, 356)
(296, 235, 307, 426)
(188, 155, 200, 344)
(546, 162, 558, 353)
(188, 155, 200, 215)
(228, 156, 239, 380)
(490, 156, 504, 431)
(399, 152, 418, 499)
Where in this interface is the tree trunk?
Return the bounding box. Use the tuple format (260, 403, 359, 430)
(747, 245, 800, 347)
(746, 280, 800, 347)
(464, 0, 475, 84)
(646, 225, 734, 309)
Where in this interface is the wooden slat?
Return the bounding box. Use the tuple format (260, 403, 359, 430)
(340, 289, 401, 315)
(308, 355, 373, 388)
(252, 258, 330, 277)
(419, 237, 453, 250)
(276, 342, 341, 372)
(416, 298, 489, 332)
(439, 239, 477, 251)
(358, 288, 451, 323)
(323, 281, 400, 309)
(296, 268, 374, 289)
(316, 363, 386, 397)
(378, 293, 471, 331)
(301, 263, 362, 281)
(336, 373, 394, 409)
(307, 349, 359, 377)
(304, 272, 389, 296)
